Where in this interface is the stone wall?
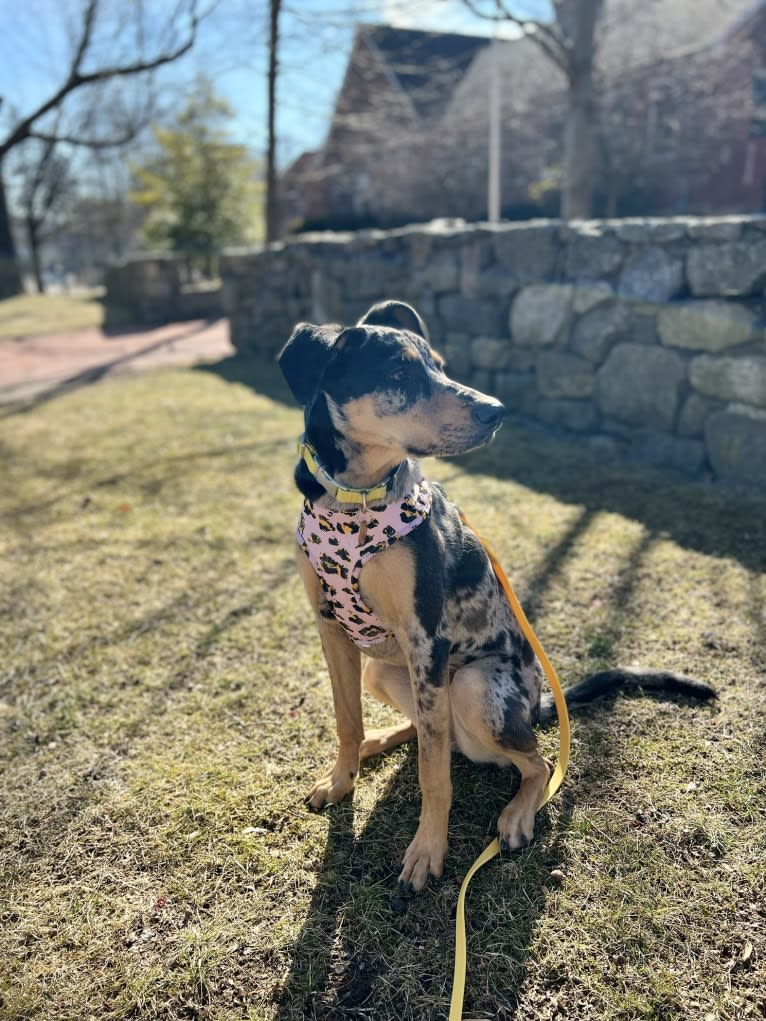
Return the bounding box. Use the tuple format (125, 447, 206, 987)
(221, 217, 766, 488)
(104, 255, 223, 324)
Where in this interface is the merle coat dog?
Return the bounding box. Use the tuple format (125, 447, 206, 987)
(279, 300, 715, 893)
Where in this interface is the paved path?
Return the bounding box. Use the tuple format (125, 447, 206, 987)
(0, 318, 234, 404)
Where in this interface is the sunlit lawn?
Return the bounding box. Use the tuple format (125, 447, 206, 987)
(0, 357, 764, 1020)
(0, 292, 108, 339)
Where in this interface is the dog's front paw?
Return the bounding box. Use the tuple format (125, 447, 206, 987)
(306, 768, 355, 812)
(398, 825, 448, 893)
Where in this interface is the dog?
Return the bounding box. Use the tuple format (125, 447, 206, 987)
(279, 299, 716, 894)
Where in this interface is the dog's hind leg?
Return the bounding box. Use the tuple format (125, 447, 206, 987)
(360, 659, 417, 758)
(451, 659, 551, 851)
(359, 723, 417, 759)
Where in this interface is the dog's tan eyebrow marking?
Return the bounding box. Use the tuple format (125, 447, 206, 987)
(428, 347, 445, 368)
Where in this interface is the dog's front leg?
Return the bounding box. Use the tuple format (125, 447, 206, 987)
(296, 549, 363, 811)
(306, 618, 363, 811)
(399, 634, 452, 893)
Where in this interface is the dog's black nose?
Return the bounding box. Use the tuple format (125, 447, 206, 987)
(472, 399, 506, 428)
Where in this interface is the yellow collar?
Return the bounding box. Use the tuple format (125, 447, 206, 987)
(297, 435, 401, 507)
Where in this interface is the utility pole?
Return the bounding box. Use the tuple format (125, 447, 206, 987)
(487, 35, 502, 222)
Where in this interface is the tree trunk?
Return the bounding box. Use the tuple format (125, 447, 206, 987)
(0, 162, 23, 298)
(562, 68, 596, 218)
(26, 215, 45, 293)
(266, 0, 281, 243)
(561, 0, 602, 220)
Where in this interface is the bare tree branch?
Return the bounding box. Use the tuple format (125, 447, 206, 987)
(0, 0, 198, 159)
(27, 127, 140, 150)
(461, 0, 570, 71)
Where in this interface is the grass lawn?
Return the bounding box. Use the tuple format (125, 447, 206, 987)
(0, 357, 764, 1021)
(0, 292, 108, 339)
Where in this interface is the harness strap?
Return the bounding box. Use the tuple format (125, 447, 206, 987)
(449, 513, 571, 1021)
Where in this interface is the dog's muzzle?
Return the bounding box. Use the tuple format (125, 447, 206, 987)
(471, 398, 506, 430)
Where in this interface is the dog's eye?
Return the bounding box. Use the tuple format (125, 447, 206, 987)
(389, 369, 405, 384)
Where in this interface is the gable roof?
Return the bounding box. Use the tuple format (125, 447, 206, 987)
(359, 24, 491, 121)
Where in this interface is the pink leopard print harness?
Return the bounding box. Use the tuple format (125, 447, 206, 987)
(297, 480, 432, 648)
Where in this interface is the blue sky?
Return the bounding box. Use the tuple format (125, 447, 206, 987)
(0, 0, 548, 170)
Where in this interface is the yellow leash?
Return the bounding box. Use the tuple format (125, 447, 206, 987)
(449, 517, 571, 1021)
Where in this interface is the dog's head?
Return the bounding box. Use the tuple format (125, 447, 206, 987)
(279, 300, 505, 462)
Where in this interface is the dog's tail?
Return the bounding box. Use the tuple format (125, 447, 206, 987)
(538, 667, 717, 727)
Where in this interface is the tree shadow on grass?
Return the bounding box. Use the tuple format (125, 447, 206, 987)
(198, 355, 766, 577)
(459, 422, 766, 577)
(196, 352, 294, 408)
(269, 481, 723, 1020)
(273, 742, 575, 1021)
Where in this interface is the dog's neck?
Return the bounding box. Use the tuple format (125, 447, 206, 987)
(295, 395, 421, 507)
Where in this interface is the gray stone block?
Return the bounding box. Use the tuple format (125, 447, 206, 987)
(442, 333, 472, 379)
(460, 240, 495, 297)
(629, 312, 660, 346)
(687, 240, 766, 296)
(572, 281, 613, 314)
(475, 266, 518, 299)
(571, 302, 631, 362)
(536, 351, 595, 399)
(506, 348, 539, 372)
(613, 219, 686, 243)
(471, 336, 513, 370)
(686, 218, 744, 241)
(690, 354, 766, 408)
(418, 250, 459, 292)
(565, 229, 624, 279)
(678, 392, 718, 437)
(618, 247, 684, 303)
(628, 430, 706, 474)
(658, 300, 758, 352)
(310, 269, 342, 322)
(439, 294, 506, 335)
(408, 232, 433, 267)
(494, 225, 558, 281)
(510, 284, 574, 347)
(705, 406, 766, 487)
(595, 343, 686, 430)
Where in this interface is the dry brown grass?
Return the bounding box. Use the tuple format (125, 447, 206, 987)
(1, 356, 764, 1020)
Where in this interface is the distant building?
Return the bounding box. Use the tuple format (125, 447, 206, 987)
(281, 25, 492, 230)
(282, 1, 766, 230)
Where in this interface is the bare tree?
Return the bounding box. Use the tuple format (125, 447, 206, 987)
(463, 0, 604, 219)
(15, 131, 74, 293)
(0, 0, 199, 298)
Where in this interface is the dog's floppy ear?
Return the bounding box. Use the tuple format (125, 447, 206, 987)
(278, 322, 339, 406)
(358, 300, 429, 341)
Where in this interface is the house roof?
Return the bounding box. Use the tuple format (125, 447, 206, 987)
(359, 24, 491, 120)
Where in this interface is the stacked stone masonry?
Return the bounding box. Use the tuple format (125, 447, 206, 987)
(221, 216, 766, 488)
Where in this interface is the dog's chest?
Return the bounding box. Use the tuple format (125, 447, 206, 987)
(297, 482, 432, 649)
